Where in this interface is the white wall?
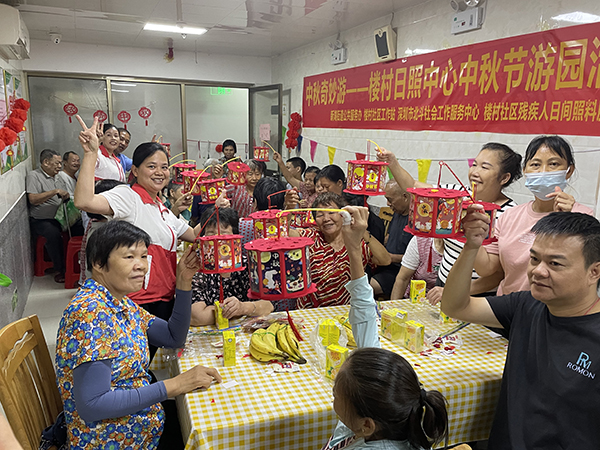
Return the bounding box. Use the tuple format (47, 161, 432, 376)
(272, 0, 600, 210)
(22, 40, 272, 86)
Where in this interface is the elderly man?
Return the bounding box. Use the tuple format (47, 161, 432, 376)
(443, 208, 600, 449)
(56, 151, 80, 197)
(27, 149, 70, 283)
(370, 180, 413, 297)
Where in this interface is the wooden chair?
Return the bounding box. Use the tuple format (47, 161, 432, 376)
(379, 206, 394, 237)
(0, 315, 62, 450)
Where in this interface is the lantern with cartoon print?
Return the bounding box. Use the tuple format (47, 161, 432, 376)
(181, 170, 210, 195)
(406, 187, 466, 238)
(245, 237, 315, 301)
(226, 160, 250, 186)
(249, 210, 290, 240)
(456, 200, 502, 245)
(253, 146, 270, 162)
(344, 160, 388, 196)
(173, 163, 197, 184)
(198, 234, 244, 275)
(197, 178, 227, 204)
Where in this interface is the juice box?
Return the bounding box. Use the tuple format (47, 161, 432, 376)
(439, 306, 456, 324)
(380, 308, 408, 343)
(318, 319, 340, 346)
(214, 301, 229, 330)
(222, 330, 236, 367)
(325, 344, 349, 380)
(410, 280, 427, 303)
(403, 320, 425, 353)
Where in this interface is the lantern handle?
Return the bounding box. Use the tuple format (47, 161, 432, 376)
(437, 161, 476, 203)
(194, 206, 219, 239)
(168, 158, 196, 168)
(366, 139, 383, 159)
(279, 207, 351, 225)
(267, 189, 293, 209)
(262, 140, 276, 153)
(168, 151, 186, 162)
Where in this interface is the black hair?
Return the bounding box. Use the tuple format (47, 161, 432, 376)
(86, 220, 151, 271)
(132, 142, 170, 169)
(199, 206, 240, 236)
(480, 142, 523, 188)
(166, 178, 184, 199)
(88, 180, 126, 221)
(305, 166, 320, 177)
(40, 149, 59, 164)
(253, 177, 286, 211)
(531, 212, 600, 269)
(287, 157, 306, 175)
(117, 127, 131, 137)
(222, 139, 237, 153)
(315, 164, 346, 185)
(62, 151, 78, 162)
(102, 123, 118, 134)
(523, 135, 575, 168)
(335, 348, 448, 448)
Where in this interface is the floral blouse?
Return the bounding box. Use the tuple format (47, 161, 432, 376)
(55, 279, 163, 450)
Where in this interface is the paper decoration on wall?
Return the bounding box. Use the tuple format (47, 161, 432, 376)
(328, 146, 336, 164)
(259, 124, 271, 141)
(468, 158, 476, 167)
(138, 106, 152, 126)
(63, 103, 78, 123)
(296, 135, 303, 156)
(310, 140, 317, 162)
(93, 110, 108, 123)
(417, 159, 432, 183)
(117, 110, 131, 129)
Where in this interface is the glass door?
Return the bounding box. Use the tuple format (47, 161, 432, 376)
(249, 84, 282, 176)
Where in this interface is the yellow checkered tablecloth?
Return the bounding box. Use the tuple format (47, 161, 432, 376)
(174, 300, 507, 449)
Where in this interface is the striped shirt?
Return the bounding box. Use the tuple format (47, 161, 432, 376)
(227, 184, 254, 218)
(435, 184, 516, 283)
(296, 228, 372, 309)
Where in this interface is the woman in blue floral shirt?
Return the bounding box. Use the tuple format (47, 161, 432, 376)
(56, 220, 221, 449)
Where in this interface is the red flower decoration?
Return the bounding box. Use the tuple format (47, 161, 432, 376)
(9, 109, 27, 122)
(117, 110, 131, 129)
(93, 110, 108, 123)
(0, 128, 17, 146)
(138, 107, 152, 126)
(0, 139, 5, 151)
(215, 144, 223, 153)
(63, 103, 78, 123)
(5, 117, 24, 133)
(13, 99, 31, 111)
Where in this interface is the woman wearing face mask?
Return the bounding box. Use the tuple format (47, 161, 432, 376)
(471, 135, 593, 296)
(95, 123, 126, 182)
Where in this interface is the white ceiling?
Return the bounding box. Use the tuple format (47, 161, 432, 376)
(3, 0, 422, 57)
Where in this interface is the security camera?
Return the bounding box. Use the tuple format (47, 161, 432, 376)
(50, 33, 62, 44)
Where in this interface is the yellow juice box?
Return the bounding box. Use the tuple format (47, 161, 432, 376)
(410, 280, 427, 303)
(318, 319, 340, 346)
(222, 330, 236, 367)
(380, 308, 408, 343)
(403, 320, 425, 353)
(214, 301, 229, 330)
(440, 307, 456, 324)
(325, 344, 349, 380)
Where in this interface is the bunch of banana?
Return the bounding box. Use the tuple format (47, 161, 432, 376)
(249, 322, 307, 364)
(273, 322, 307, 365)
(335, 314, 356, 347)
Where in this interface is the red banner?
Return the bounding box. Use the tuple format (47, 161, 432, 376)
(302, 22, 600, 136)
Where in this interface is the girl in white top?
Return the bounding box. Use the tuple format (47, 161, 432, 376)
(95, 123, 126, 182)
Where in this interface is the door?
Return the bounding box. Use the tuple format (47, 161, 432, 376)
(249, 84, 282, 176)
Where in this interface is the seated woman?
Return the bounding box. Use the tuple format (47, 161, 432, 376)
(56, 220, 221, 450)
(164, 178, 193, 222)
(191, 206, 274, 326)
(216, 159, 265, 219)
(290, 192, 391, 309)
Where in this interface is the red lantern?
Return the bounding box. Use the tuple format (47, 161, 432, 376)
(181, 170, 210, 195)
(253, 146, 270, 162)
(344, 160, 388, 196)
(455, 200, 502, 245)
(406, 187, 467, 239)
(197, 178, 226, 204)
(138, 106, 152, 126)
(226, 161, 250, 185)
(245, 237, 316, 301)
(117, 110, 131, 129)
(162, 143, 171, 157)
(288, 210, 316, 228)
(93, 110, 108, 123)
(63, 103, 78, 123)
(197, 234, 245, 274)
(249, 210, 290, 240)
(173, 163, 197, 184)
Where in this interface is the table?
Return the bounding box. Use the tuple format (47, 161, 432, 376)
(171, 300, 508, 450)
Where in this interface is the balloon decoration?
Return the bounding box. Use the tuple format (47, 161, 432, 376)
(138, 106, 152, 126)
(117, 110, 131, 129)
(0, 98, 30, 156)
(63, 103, 78, 123)
(93, 110, 108, 123)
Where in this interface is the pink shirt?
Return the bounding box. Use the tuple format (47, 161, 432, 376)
(485, 201, 593, 295)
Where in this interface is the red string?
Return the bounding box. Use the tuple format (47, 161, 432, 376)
(436, 161, 475, 203)
(267, 189, 292, 209)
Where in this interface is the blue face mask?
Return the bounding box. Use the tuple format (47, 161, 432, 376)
(524, 170, 568, 201)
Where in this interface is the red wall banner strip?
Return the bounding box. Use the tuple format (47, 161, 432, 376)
(302, 22, 600, 136)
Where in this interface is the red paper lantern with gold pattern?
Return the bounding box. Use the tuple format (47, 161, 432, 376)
(406, 187, 467, 239)
(197, 178, 226, 204)
(173, 163, 197, 184)
(197, 234, 245, 275)
(227, 161, 250, 185)
(249, 210, 290, 240)
(344, 160, 388, 196)
(253, 146, 270, 162)
(456, 200, 502, 245)
(182, 170, 210, 195)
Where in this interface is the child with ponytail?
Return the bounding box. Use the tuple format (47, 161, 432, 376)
(323, 206, 449, 450)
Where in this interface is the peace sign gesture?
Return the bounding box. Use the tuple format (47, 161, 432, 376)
(76, 115, 100, 154)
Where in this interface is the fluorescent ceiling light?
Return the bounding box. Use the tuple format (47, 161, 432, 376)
(144, 23, 207, 35)
(404, 48, 434, 56)
(104, 88, 129, 93)
(552, 11, 600, 24)
(112, 82, 137, 87)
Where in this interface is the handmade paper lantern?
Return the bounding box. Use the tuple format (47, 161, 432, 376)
(227, 161, 250, 185)
(456, 200, 502, 245)
(173, 163, 197, 184)
(197, 178, 227, 204)
(162, 143, 171, 157)
(249, 210, 290, 240)
(344, 160, 389, 196)
(181, 170, 210, 195)
(253, 146, 270, 162)
(197, 234, 244, 274)
(406, 187, 467, 239)
(245, 237, 316, 301)
(288, 210, 316, 228)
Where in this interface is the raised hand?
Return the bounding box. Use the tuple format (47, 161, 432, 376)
(76, 115, 100, 154)
(212, 164, 224, 179)
(341, 206, 369, 250)
(176, 244, 200, 290)
(376, 147, 398, 167)
(215, 191, 230, 209)
(173, 193, 193, 214)
(461, 203, 490, 249)
(546, 186, 576, 212)
(273, 151, 282, 164)
(284, 189, 300, 209)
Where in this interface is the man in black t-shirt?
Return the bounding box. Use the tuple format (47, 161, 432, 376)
(443, 209, 600, 450)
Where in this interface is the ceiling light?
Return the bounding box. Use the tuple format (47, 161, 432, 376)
(104, 88, 129, 93)
(404, 48, 435, 56)
(144, 23, 207, 35)
(111, 82, 137, 87)
(551, 12, 600, 24)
